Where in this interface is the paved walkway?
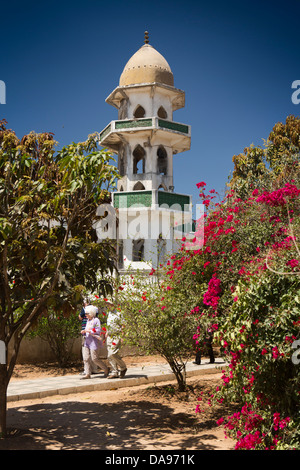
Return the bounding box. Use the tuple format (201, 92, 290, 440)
(7, 359, 227, 402)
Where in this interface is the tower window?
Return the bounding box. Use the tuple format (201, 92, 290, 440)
(133, 181, 145, 191)
(157, 145, 168, 175)
(133, 145, 146, 174)
(132, 239, 144, 262)
(158, 106, 167, 119)
(134, 105, 145, 118)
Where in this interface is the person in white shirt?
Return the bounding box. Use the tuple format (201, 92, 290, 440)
(105, 300, 127, 379)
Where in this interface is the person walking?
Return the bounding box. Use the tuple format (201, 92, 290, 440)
(79, 297, 99, 375)
(105, 300, 127, 379)
(193, 329, 215, 365)
(80, 305, 110, 379)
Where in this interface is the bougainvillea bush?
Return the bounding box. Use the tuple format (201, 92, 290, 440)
(211, 184, 300, 450)
(216, 265, 300, 449)
(161, 117, 300, 449)
(116, 116, 299, 448)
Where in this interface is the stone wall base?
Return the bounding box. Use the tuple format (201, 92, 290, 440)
(8, 337, 138, 364)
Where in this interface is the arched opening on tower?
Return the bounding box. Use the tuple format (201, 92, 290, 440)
(133, 145, 146, 174)
(134, 105, 145, 118)
(157, 146, 168, 175)
(132, 239, 144, 262)
(119, 156, 125, 176)
(157, 106, 168, 119)
(133, 181, 145, 191)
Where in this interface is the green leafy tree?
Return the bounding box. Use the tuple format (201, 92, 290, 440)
(266, 114, 300, 178)
(0, 120, 118, 436)
(229, 115, 300, 199)
(230, 145, 267, 198)
(116, 267, 200, 391)
(27, 308, 81, 367)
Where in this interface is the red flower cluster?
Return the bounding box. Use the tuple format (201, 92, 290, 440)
(203, 275, 221, 311)
(287, 259, 299, 268)
(255, 183, 300, 207)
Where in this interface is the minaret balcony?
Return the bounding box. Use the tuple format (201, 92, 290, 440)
(112, 189, 194, 241)
(99, 117, 191, 153)
(113, 189, 191, 211)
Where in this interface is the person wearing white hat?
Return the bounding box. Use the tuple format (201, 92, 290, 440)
(80, 305, 109, 379)
(79, 298, 99, 375)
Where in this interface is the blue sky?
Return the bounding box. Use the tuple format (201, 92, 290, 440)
(1, 0, 299, 208)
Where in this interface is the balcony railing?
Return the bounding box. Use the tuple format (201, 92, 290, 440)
(113, 190, 191, 211)
(100, 117, 191, 143)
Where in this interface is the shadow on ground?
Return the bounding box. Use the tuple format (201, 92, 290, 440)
(1, 399, 226, 450)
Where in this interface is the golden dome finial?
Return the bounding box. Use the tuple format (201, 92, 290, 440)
(119, 35, 174, 87)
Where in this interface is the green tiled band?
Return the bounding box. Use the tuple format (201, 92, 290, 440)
(114, 190, 190, 210)
(114, 191, 152, 208)
(158, 119, 189, 134)
(115, 118, 153, 129)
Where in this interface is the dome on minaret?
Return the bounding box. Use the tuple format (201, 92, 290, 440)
(119, 32, 174, 87)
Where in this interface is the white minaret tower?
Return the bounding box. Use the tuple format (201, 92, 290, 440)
(99, 32, 192, 274)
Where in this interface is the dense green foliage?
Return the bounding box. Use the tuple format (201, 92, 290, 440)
(177, 115, 300, 449)
(28, 309, 81, 367)
(0, 120, 118, 435)
(116, 271, 200, 391)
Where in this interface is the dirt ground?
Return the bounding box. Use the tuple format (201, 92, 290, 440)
(1, 356, 236, 451)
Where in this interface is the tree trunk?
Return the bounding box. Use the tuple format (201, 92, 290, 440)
(0, 364, 8, 438)
(167, 358, 186, 392)
(0, 334, 22, 438)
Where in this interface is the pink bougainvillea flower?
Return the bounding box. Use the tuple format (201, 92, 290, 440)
(286, 259, 299, 268)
